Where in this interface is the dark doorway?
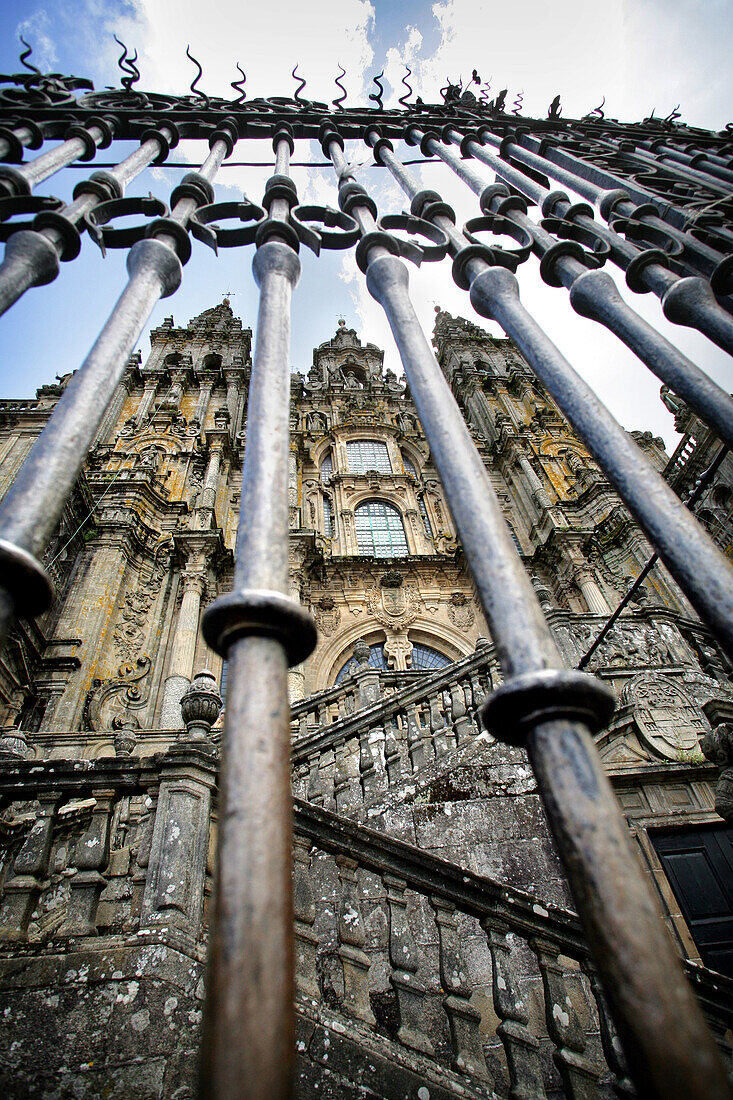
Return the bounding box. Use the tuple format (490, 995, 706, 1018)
(652, 825, 733, 978)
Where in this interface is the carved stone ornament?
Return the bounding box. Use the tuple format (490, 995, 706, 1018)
(180, 670, 222, 744)
(448, 591, 475, 630)
(698, 722, 733, 821)
(620, 673, 709, 761)
(365, 575, 422, 629)
(113, 542, 171, 660)
(313, 596, 341, 637)
(83, 655, 152, 732)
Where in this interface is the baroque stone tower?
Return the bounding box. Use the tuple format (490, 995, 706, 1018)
(0, 302, 731, 1098)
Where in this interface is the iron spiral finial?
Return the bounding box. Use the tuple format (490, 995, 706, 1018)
(18, 35, 41, 76)
(368, 70, 384, 111)
(113, 35, 140, 93)
(582, 95, 605, 121)
(512, 90, 524, 116)
(332, 64, 347, 110)
(230, 63, 247, 104)
(186, 44, 209, 108)
(292, 64, 307, 104)
(398, 65, 413, 107)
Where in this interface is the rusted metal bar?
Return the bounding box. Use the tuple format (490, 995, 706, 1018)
(354, 124, 732, 1100)
(199, 124, 317, 1099)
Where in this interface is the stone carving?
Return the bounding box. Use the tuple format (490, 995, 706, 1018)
(365, 572, 422, 630)
(699, 723, 733, 821)
(113, 543, 171, 660)
(83, 656, 152, 732)
(621, 673, 709, 760)
(576, 621, 670, 670)
(313, 596, 341, 637)
(448, 592, 475, 630)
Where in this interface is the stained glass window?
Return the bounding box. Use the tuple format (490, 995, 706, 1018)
(347, 440, 392, 474)
(323, 495, 333, 537)
(354, 500, 408, 557)
(335, 643, 387, 683)
(320, 452, 333, 483)
(410, 643, 452, 671)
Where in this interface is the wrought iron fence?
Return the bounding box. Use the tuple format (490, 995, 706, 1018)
(0, 44, 732, 1099)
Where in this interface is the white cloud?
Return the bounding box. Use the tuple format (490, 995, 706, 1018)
(104, 0, 375, 107)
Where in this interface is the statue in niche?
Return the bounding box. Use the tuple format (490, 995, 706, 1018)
(699, 723, 733, 821)
(344, 370, 362, 391)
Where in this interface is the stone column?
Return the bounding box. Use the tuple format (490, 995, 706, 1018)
(134, 377, 159, 426)
(161, 568, 207, 727)
(94, 375, 133, 445)
(518, 453, 552, 510)
(200, 440, 223, 512)
(192, 378, 214, 430)
(577, 568, 611, 615)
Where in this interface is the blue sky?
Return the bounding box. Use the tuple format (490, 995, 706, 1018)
(0, 0, 731, 448)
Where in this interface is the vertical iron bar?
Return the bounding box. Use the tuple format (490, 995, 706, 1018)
(342, 127, 732, 1098)
(447, 128, 733, 357)
(200, 125, 317, 1099)
(0, 124, 178, 317)
(422, 132, 733, 448)
(0, 132, 234, 646)
(0, 119, 113, 196)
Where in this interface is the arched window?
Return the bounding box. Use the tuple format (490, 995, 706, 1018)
(323, 495, 333, 537)
(418, 494, 433, 538)
(320, 451, 333, 484)
(335, 643, 387, 683)
(409, 643, 452, 671)
(355, 501, 408, 557)
(347, 440, 392, 474)
(402, 452, 417, 478)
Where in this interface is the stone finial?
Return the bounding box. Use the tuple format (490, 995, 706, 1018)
(699, 722, 733, 821)
(112, 713, 139, 757)
(474, 636, 491, 650)
(353, 640, 371, 668)
(180, 670, 222, 745)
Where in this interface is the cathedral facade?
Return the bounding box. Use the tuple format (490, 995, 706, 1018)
(0, 301, 731, 1098)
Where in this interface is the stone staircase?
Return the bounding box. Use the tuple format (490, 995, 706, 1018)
(0, 650, 732, 1097)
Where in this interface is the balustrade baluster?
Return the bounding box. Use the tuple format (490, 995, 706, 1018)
(581, 959, 636, 1099)
(293, 836, 320, 1005)
(483, 920, 548, 1100)
(0, 789, 60, 941)
(383, 873, 434, 1055)
(429, 692, 451, 755)
(532, 939, 601, 1100)
(406, 702, 429, 771)
(450, 679, 472, 744)
(431, 896, 491, 1081)
(306, 751, 325, 807)
(383, 715, 402, 786)
(62, 788, 115, 936)
(336, 855, 375, 1025)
